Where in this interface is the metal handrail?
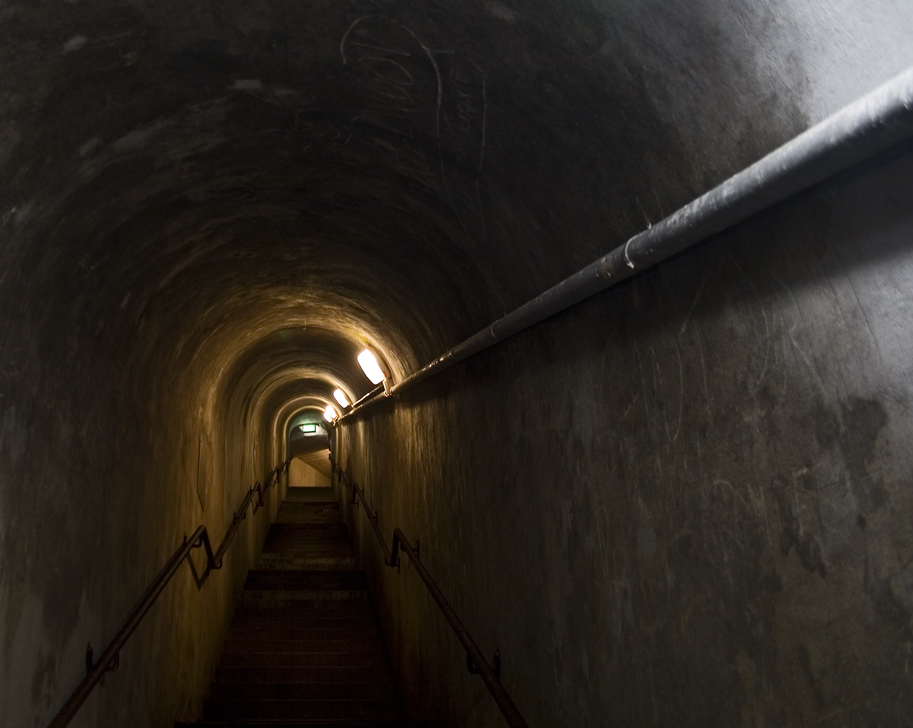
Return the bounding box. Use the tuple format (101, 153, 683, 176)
(46, 459, 291, 728)
(331, 458, 529, 728)
(343, 469, 393, 565)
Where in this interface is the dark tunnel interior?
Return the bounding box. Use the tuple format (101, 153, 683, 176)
(2, 1, 913, 726)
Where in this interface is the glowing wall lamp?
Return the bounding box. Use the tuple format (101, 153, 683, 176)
(333, 388, 350, 408)
(357, 347, 392, 394)
(323, 404, 339, 422)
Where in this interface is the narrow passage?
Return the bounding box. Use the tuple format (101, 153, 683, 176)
(177, 488, 409, 727)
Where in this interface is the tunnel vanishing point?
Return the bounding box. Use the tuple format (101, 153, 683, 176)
(2, 1, 913, 727)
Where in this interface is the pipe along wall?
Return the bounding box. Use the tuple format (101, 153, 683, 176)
(1, 2, 913, 727)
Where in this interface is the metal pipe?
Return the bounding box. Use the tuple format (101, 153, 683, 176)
(350, 383, 385, 409)
(342, 67, 913, 417)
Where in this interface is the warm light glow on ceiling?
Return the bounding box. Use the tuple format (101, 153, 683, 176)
(357, 349, 386, 384)
(323, 404, 338, 422)
(333, 388, 350, 407)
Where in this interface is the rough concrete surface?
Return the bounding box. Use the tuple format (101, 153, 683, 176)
(0, 0, 912, 727)
(336, 147, 913, 726)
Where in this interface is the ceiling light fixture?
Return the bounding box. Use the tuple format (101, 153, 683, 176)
(357, 349, 386, 385)
(323, 404, 338, 422)
(333, 388, 350, 408)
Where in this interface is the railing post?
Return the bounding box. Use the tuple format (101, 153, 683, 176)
(387, 531, 401, 569)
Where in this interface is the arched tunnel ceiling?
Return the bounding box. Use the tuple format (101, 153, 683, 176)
(218, 328, 368, 424)
(2, 0, 911, 426)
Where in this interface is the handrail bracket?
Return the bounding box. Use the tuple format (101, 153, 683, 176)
(468, 649, 501, 679)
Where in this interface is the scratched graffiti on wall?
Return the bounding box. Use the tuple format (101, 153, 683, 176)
(341, 16, 487, 241)
(438, 54, 487, 241)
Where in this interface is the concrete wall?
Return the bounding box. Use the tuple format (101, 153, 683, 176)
(334, 147, 913, 726)
(0, 311, 286, 728)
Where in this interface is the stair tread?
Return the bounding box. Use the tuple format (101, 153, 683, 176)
(209, 683, 396, 700)
(246, 570, 364, 577)
(245, 573, 368, 589)
(231, 609, 376, 622)
(179, 723, 417, 727)
(215, 667, 396, 684)
(219, 653, 388, 668)
(223, 640, 384, 654)
(180, 723, 416, 727)
(227, 625, 381, 634)
(204, 699, 402, 721)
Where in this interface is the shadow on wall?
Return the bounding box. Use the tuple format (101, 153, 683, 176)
(289, 457, 331, 488)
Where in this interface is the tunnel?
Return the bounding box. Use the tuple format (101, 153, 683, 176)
(2, 1, 913, 726)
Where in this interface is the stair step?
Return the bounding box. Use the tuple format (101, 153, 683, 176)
(231, 605, 376, 622)
(258, 560, 358, 572)
(259, 559, 356, 566)
(277, 511, 343, 525)
(229, 619, 376, 633)
(260, 551, 355, 560)
(219, 652, 388, 669)
(223, 639, 384, 654)
(260, 556, 355, 563)
(278, 505, 340, 514)
(259, 554, 356, 562)
(178, 723, 416, 727)
(284, 488, 335, 502)
(263, 535, 350, 542)
(277, 514, 343, 524)
(261, 539, 351, 546)
(215, 666, 396, 685)
(263, 543, 352, 548)
(261, 552, 350, 557)
(245, 572, 367, 590)
(266, 524, 350, 536)
(229, 623, 380, 636)
(239, 593, 369, 607)
(279, 502, 339, 511)
(210, 681, 396, 701)
(246, 570, 365, 581)
(203, 699, 401, 721)
(229, 626, 379, 641)
(263, 535, 351, 542)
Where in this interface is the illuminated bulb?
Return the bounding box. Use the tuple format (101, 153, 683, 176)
(323, 404, 338, 422)
(357, 349, 386, 385)
(333, 388, 350, 408)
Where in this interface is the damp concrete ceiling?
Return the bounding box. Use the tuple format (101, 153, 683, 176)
(1, 0, 911, 430)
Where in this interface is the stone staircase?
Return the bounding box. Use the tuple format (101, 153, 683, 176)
(177, 487, 410, 727)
